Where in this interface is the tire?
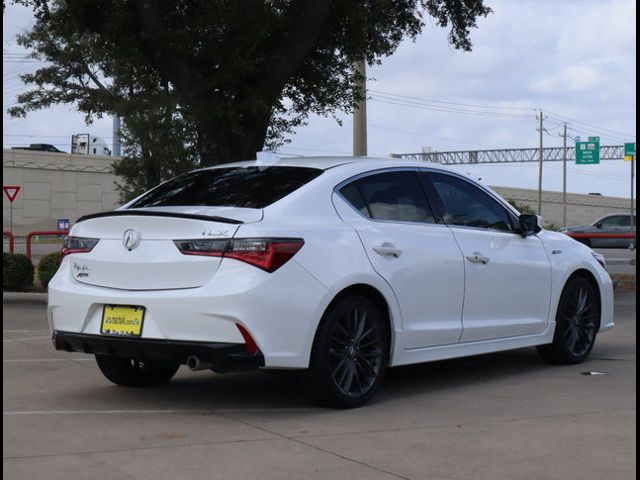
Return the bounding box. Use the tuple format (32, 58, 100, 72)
(306, 295, 389, 408)
(537, 276, 600, 364)
(95, 354, 180, 387)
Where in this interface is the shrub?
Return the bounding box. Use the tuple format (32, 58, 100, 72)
(3, 253, 35, 291)
(38, 251, 62, 289)
(507, 198, 537, 216)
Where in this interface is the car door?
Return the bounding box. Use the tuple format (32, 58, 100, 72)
(336, 169, 465, 349)
(422, 171, 552, 343)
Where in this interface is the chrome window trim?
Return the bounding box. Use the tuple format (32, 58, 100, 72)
(333, 167, 442, 227)
(334, 166, 526, 234)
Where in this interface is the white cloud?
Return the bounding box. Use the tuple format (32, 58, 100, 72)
(531, 62, 602, 93)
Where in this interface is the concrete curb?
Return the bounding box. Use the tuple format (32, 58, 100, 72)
(3, 291, 48, 305)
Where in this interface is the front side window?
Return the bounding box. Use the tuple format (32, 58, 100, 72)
(339, 171, 435, 223)
(129, 166, 323, 209)
(428, 172, 513, 231)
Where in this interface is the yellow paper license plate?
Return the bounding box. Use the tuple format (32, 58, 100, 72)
(101, 305, 145, 337)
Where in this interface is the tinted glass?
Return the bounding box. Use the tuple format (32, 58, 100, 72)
(429, 173, 513, 231)
(130, 166, 323, 209)
(600, 215, 634, 227)
(339, 183, 370, 217)
(340, 171, 435, 223)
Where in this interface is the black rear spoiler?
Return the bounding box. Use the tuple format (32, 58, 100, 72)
(76, 210, 244, 225)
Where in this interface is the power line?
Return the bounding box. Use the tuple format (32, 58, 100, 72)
(368, 89, 536, 112)
(370, 96, 536, 119)
(546, 111, 635, 139)
(368, 123, 502, 150)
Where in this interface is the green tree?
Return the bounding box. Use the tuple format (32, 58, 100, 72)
(7, 0, 491, 181)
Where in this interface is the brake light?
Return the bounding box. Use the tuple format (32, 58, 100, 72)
(61, 236, 100, 258)
(173, 238, 304, 272)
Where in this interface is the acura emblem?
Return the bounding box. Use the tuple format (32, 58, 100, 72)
(122, 228, 141, 251)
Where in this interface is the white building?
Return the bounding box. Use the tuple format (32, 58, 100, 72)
(71, 133, 112, 156)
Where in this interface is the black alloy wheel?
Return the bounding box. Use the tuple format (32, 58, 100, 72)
(538, 276, 600, 364)
(307, 295, 388, 408)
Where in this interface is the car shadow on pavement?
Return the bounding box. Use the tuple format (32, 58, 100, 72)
(71, 346, 564, 410)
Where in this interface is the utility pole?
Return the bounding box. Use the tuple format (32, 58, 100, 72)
(352, 59, 367, 157)
(562, 122, 568, 227)
(112, 114, 122, 157)
(537, 110, 544, 216)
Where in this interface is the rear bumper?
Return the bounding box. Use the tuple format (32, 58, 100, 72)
(53, 330, 264, 372)
(48, 255, 333, 369)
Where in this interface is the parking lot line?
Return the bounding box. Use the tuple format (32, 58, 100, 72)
(3, 336, 51, 343)
(3, 409, 211, 416)
(3, 358, 94, 363)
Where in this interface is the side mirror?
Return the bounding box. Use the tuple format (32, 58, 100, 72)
(518, 214, 541, 237)
(595, 223, 603, 229)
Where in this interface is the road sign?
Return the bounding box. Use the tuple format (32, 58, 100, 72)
(575, 141, 600, 164)
(57, 218, 70, 231)
(3, 185, 21, 203)
(624, 143, 636, 156)
(588, 136, 600, 143)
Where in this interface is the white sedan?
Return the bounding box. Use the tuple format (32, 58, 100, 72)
(48, 157, 614, 408)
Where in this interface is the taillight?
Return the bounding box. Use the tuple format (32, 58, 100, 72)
(173, 238, 304, 273)
(61, 236, 100, 258)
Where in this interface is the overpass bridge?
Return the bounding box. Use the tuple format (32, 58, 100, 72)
(394, 145, 627, 165)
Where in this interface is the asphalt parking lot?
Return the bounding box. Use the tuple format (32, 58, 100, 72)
(3, 293, 636, 480)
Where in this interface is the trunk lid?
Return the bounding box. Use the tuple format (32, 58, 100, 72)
(68, 208, 258, 290)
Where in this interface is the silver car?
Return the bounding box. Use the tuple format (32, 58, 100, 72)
(560, 213, 636, 248)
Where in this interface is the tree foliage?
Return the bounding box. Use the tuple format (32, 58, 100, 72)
(7, 0, 491, 197)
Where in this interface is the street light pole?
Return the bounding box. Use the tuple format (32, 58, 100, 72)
(352, 59, 367, 157)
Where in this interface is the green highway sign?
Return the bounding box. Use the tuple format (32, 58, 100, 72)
(588, 136, 600, 143)
(575, 141, 600, 164)
(624, 143, 636, 156)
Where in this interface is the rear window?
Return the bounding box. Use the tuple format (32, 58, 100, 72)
(129, 166, 323, 209)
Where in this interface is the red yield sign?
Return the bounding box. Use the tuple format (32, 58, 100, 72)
(3, 185, 21, 203)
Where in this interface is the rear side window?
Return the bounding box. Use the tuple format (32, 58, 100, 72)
(129, 166, 323, 209)
(339, 171, 435, 223)
(600, 215, 634, 227)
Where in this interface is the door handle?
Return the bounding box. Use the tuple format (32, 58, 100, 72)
(373, 243, 402, 258)
(465, 252, 490, 265)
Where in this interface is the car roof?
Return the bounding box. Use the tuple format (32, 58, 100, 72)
(201, 156, 447, 172)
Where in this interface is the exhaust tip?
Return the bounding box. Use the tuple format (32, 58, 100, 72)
(186, 355, 199, 371)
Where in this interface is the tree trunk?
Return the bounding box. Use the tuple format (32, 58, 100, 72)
(198, 116, 271, 166)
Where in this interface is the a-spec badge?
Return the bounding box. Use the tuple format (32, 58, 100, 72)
(123, 228, 141, 251)
(202, 229, 229, 237)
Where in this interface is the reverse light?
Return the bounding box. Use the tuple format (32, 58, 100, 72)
(61, 236, 100, 258)
(174, 238, 304, 273)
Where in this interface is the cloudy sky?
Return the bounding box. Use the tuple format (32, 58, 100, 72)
(3, 0, 637, 197)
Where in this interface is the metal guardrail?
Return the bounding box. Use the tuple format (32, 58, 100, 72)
(3, 231, 15, 254)
(26, 230, 68, 260)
